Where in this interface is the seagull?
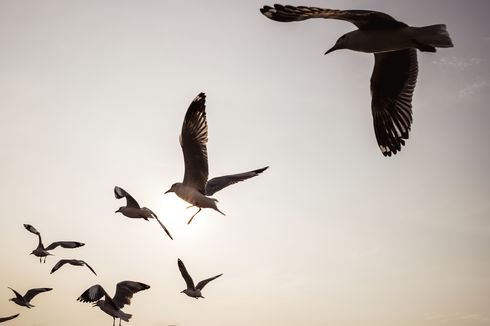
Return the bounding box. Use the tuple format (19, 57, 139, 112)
(50, 259, 97, 276)
(165, 93, 269, 224)
(77, 281, 150, 326)
(114, 186, 173, 240)
(177, 258, 222, 299)
(23, 224, 85, 263)
(0, 314, 19, 323)
(8, 287, 52, 308)
(260, 4, 453, 156)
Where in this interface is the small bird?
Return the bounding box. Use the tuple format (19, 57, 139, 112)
(260, 4, 453, 156)
(8, 287, 52, 308)
(23, 224, 85, 263)
(177, 258, 222, 299)
(0, 314, 19, 323)
(114, 186, 173, 240)
(77, 281, 150, 326)
(165, 93, 269, 224)
(50, 259, 97, 276)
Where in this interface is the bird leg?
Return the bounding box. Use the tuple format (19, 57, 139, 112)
(119, 318, 122, 326)
(113, 317, 115, 326)
(39, 257, 42, 263)
(187, 208, 202, 224)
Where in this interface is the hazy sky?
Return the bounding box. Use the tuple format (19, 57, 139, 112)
(1, 1, 489, 325)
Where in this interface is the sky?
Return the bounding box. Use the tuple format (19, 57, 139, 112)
(0, 0, 489, 325)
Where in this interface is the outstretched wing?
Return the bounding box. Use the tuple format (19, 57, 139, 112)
(112, 281, 150, 309)
(23, 224, 40, 236)
(82, 261, 98, 276)
(7, 288, 24, 301)
(205, 166, 269, 196)
(45, 241, 85, 250)
(50, 259, 97, 276)
(78, 284, 116, 307)
(371, 49, 418, 157)
(24, 288, 52, 302)
(50, 259, 70, 274)
(180, 93, 209, 193)
(114, 186, 140, 208)
(196, 273, 223, 290)
(177, 259, 195, 290)
(260, 4, 406, 29)
(0, 314, 19, 323)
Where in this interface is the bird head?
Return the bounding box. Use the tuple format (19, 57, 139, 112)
(115, 207, 123, 214)
(165, 183, 178, 194)
(325, 34, 348, 55)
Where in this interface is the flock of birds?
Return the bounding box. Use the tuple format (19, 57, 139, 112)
(1, 3, 453, 325)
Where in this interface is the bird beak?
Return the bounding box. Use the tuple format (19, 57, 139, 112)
(115, 208, 120, 213)
(164, 189, 171, 194)
(324, 45, 338, 55)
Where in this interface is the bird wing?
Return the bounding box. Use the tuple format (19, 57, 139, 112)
(0, 314, 19, 323)
(50, 259, 97, 275)
(112, 281, 150, 309)
(77, 284, 117, 308)
(180, 92, 209, 193)
(196, 273, 223, 290)
(24, 224, 43, 247)
(82, 261, 98, 276)
(114, 186, 141, 208)
(205, 166, 269, 196)
(50, 259, 70, 274)
(370, 49, 418, 157)
(23, 288, 52, 303)
(260, 5, 406, 29)
(7, 288, 24, 301)
(177, 259, 195, 290)
(45, 241, 85, 250)
(145, 208, 174, 240)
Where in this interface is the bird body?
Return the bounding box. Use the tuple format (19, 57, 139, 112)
(8, 287, 52, 308)
(94, 300, 132, 323)
(165, 93, 268, 223)
(261, 4, 453, 156)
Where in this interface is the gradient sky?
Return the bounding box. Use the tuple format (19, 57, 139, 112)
(1, 1, 489, 325)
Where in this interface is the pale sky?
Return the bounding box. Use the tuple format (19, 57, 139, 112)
(1, 1, 489, 326)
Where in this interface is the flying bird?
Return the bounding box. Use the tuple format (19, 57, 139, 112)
(77, 281, 150, 326)
(177, 258, 222, 299)
(114, 186, 173, 240)
(165, 93, 269, 224)
(8, 287, 52, 308)
(260, 4, 453, 156)
(50, 259, 97, 276)
(23, 224, 85, 263)
(0, 314, 19, 323)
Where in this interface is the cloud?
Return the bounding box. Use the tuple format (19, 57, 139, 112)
(458, 80, 490, 98)
(433, 56, 482, 71)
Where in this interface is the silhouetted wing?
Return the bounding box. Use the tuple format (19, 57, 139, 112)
(154, 216, 174, 240)
(205, 166, 269, 196)
(196, 273, 223, 290)
(23, 224, 40, 236)
(82, 261, 98, 276)
(180, 93, 209, 193)
(7, 288, 24, 301)
(0, 314, 19, 323)
(113, 281, 150, 309)
(260, 5, 406, 29)
(45, 241, 85, 250)
(50, 259, 97, 276)
(50, 259, 70, 274)
(177, 259, 195, 290)
(371, 49, 418, 157)
(78, 284, 116, 308)
(24, 288, 52, 302)
(114, 186, 140, 208)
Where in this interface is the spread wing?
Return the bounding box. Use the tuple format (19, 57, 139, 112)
(205, 166, 269, 196)
(196, 273, 223, 290)
(7, 288, 24, 301)
(371, 49, 418, 157)
(23, 224, 40, 236)
(50, 259, 97, 276)
(180, 93, 209, 193)
(260, 4, 407, 29)
(114, 186, 140, 208)
(24, 288, 52, 302)
(0, 314, 19, 323)
(112, 281, 150, 309)
(45, 241, 85, 250)
(77, 284, 116, 308)
(177, 259, 195, 290)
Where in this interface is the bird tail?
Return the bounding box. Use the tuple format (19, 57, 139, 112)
(415, 24, 453, 48)
(121, 312, 132, 322)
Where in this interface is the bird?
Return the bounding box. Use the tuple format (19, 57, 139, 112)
(165, 92, 269, 224)
(8, 287, 52, 308)
(0, 314, 19, 323)
(50, 259, 97, 276)
(177, 258, 222, 299)
(77, 281, 150, 326)
(114, 186, 173, 240)
(260, 4, 453, 156)
(23, 224, 85, 263)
